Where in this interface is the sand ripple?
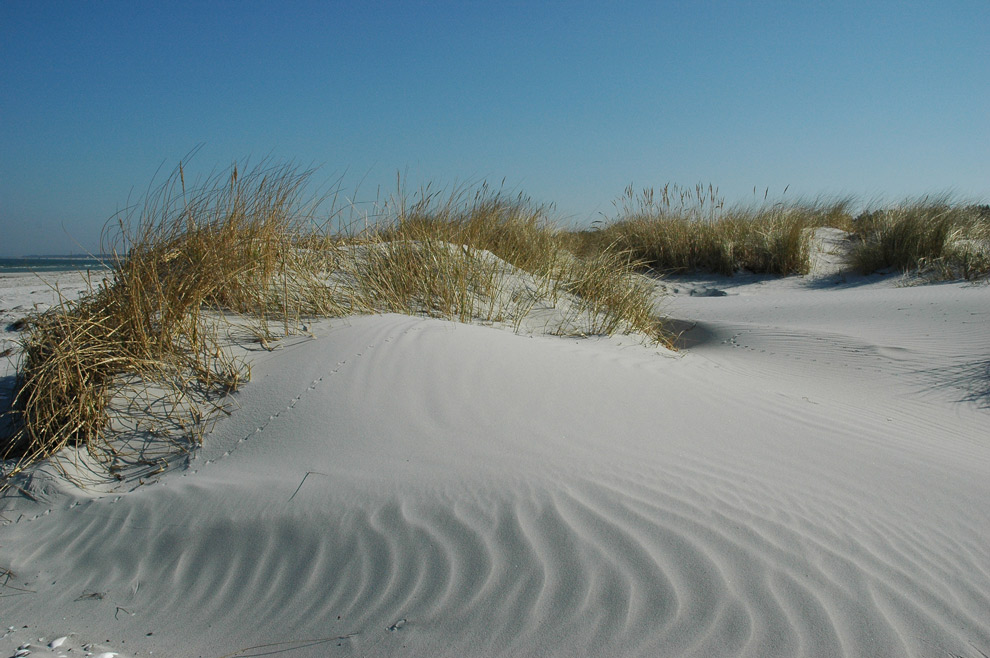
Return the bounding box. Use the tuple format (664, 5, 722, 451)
(3, 298, 990, 656)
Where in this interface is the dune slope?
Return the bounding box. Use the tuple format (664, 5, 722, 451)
(2, 275, 989, 658)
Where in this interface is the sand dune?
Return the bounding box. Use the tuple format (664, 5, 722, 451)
(2, 270, 989, 657)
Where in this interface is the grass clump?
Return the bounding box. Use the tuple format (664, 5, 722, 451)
(349, 184, 562, 324)
(3, 162, 346, 481)
(354, 238, 509, 323)
(851, 199, 990, 279)
(372, 182, 564, 276)
(559, 247, 662, 340)
(576, 184, 854, 276)
(347, 182, 667, 341)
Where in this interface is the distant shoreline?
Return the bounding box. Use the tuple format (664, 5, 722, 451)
(17, 253, 114, 260)
(0, 256, 111, 274)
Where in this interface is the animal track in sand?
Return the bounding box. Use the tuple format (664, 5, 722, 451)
(2, 321, 421, 526)
(182, 321, 420, 474)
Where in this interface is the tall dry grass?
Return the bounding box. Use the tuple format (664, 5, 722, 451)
(346, 184, 560, 324)
(575, 184, 855, 276)
(851, 199, 990, 279)
(9, 166, 986, 486)
(3, 162, 346, 481)
(370, 182, 564, 275)
(346, 183, 666, 340)
(559, 247, 661, 340)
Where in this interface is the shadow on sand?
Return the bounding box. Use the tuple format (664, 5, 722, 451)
(920, 359, 990, 410)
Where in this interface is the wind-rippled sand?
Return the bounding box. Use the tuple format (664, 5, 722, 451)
(2, 270, 989, 657)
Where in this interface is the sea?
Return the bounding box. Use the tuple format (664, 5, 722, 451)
(0, 256, 112, 274)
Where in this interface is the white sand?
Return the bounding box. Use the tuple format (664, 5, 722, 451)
(2, 256, 989, 657)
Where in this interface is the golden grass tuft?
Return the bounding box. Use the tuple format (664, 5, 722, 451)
(559, 247, 662, 340)
(353, 238, 509, 323)
(344, 182, 667, 340)
(2, 162, 346, 481)
(851, 198, 990, 279)
(574, 184, 856, 276)
(371, 182, 564, 275)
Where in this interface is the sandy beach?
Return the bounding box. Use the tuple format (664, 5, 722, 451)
(5, 1, 989, 654)
(1, 258, 989, 657)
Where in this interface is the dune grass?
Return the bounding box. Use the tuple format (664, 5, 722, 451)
(1, 167, 668, 485)
(347, 183, 665, 340)
(345, 184, 562, 324)
(2, 163, 348, 481)
(5, 165, 986, 485)
(558, 247, 659, 338)
(369, 182, 564, 275)
(573, 185, 989, 280)
(573, 184, 856, 276)
(850, 199, 990, 279)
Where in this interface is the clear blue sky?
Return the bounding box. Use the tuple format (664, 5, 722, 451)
(2, 0, 988, 256)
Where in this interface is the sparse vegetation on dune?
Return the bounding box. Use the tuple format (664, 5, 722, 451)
(2, 163, 987, 485)
(369, 182, 563, 276)
(347, 184, 564, 324)
(352, 183, 664, 340)
(574, 184, 857, 276)
(850, 198, 990, 279)
(1, 165, 667, 483)
(3, 163, 343, 481)
(572, 185, 989, 280)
